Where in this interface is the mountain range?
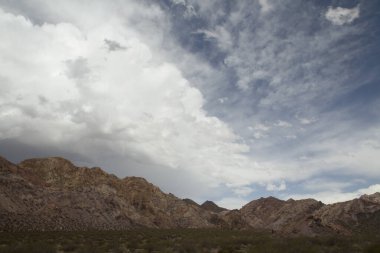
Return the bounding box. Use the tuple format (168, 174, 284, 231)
(1, 156, 379, 236)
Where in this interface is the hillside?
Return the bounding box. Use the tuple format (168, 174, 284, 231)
(1, 155, 380, 236)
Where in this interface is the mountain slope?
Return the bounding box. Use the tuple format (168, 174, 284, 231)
(239, 197, 325, 235)
(1, 155, 380, 235)
(0, 156, 215, 231)
(311, 192, 380, 235)
(200, 200, 227, 213)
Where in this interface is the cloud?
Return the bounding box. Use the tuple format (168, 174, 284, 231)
(258, 0, 273, 13)
(266, 180, 286, 191)
(274, 120, 292, 128)
(325, 5, 360, 25)
(233, 186, 254, 197)
(288, 184, 380, 204)
(248, 123, 271, 139)
(170, 0, 196, 18)
(296, 116, 317, 125)
(0, 3, 281, 200)
(0, 0, 379, 205)
(104, 39, 127, 51)
(216, 197, 248, 210)
(65, 57, 90, 80)
(301, 178, 353, 192)
(218, 97, 228, 104)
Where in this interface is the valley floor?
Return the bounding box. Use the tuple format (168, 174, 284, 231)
(0, 229, 379, 253)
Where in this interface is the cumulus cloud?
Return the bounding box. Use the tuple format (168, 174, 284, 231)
(258, 0, 273, 13)
(274, 120, 292, 128)
(0, 0, 379, 207)
(325, 5, 360, 25)
(266, 180, 286, 191)
(289, 184, 380, 204)
(104, 39, 127, 51)
(0, 2, 284, 201)
(233, 186, 254, 197)
(216, 197, 248, 210)
(170, 0, 196, 18)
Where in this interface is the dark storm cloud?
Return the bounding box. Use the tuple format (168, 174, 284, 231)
(0, 138, 90, 164)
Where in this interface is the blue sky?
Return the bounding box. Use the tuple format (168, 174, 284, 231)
(0, 0, 379, 208)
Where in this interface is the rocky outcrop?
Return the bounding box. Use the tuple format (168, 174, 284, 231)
(311, 192, 380, 235)
(239, 197, 324, 235)
(183, 198, 200, 207)
(200, 201, 227, 213)
(0, 156, 215, 231)
(1, 155, 380, 235)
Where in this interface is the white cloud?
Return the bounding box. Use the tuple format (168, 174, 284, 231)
(266, 180, 286, 191)
(295, 115, 317, 125)
(216, 197, 247, 210)
(285, 135, 297, 140)
(248, 123, 271, 139)
(0, 0, 378, 205)
(289, 184, 380, 204)
(170, 0, 196, 18)
(274, 120, 292, 128)
(218, 97, 228, 104)
(258, 0, 273, 14)
(171, 0, 186, 5)
(193, 26, 233, 51)
(233, 186, 254, 197)
(302, 179, 352, 192)
(252, 123, 271, 132)
(253, 132, 267, 139)
(325, 5, 360, 26)
(0, 3, 283, 200)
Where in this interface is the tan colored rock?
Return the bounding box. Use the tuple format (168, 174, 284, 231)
(1, 155, 380, 235)
(312, 193, 380, 235)
(0, 156, 215, 231)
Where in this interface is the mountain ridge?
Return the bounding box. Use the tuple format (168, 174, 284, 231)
(1, 155, 379, 236)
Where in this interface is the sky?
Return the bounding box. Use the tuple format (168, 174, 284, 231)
(0, 0, 379, 209)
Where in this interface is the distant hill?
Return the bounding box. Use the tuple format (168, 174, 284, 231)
(1, 155, 379, 235)
(201, 200, 228, 213)
(182, 198, 200, 207)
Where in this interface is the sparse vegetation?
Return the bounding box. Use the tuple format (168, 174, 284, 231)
(0, 229, 379, 253)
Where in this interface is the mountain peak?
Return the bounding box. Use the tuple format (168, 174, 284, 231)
(0, 156, 15, 170)
(183, 198, 200, 207)
(19, 156, 76, 171)
(360, 192, 380, 203)
(201, 200, 227, 213)
(1, 155, 380, 235)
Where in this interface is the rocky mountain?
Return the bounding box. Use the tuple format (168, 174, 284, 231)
(200, 201, 227, 213)
(0, 156, 215, 231)
(239, 197, 326, 235)
(311, 192, 380, 235)
(1, 155, 380, 235)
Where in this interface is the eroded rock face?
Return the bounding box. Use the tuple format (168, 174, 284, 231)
(1, 155, 380, 235)
(0, 156, 215, 231)
(239, 197, 324, 235)
(311, 193, 380, 235)
(200, 201, 227, 213)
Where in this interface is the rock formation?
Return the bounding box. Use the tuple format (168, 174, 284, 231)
(0, 156, 214, 231)
(200, 201, 227, 213)
(1, 155, 379, 235)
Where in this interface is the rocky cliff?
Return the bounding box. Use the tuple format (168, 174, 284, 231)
(1, 155, 379, 235)
(0, 156, 215, 231)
